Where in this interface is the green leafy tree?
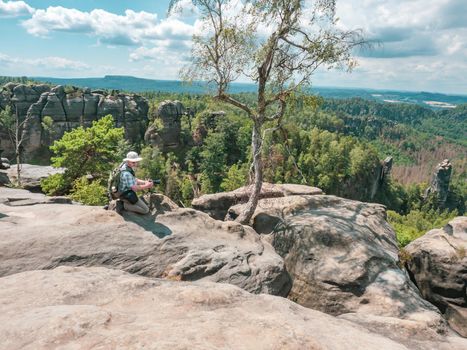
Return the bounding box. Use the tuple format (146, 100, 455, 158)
(138, 145, 166, 183)
(41, 115, 124, 196)
(200, 132, 227, 192)
(169, 0, 364, 223)
(221, 163, 249, 191)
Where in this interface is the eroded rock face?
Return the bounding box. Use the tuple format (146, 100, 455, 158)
(0, 188, 290, 296)
(405, 217, 467, 337)
(144, 100, 183, 150)
(192, 182, 323, 220)
(0, 84, 149, 160)
(228, 195, 448, 339)
(425, 159, 452, 208)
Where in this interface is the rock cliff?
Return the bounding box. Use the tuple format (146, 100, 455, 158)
(0, 83, 149, 160)
(145, 100, 184, 150)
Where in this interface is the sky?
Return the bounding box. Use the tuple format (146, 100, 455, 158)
(0, 0, 466, 94)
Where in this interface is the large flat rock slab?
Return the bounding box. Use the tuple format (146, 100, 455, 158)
(3, 266, 464, 350)
(405, 217, 467, 337)
(6, 164, 64, 191)
(0, 188, 290, 296)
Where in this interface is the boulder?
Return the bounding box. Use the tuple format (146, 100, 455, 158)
(6, 164, 64, 191)
(1, 157, 10, 169)
(228, 195, 448, 339)
(0, 170, 10, 186)
(192, 182, 323, 220)
(405, 217, 467, 337)
(0, 188, 290, 296)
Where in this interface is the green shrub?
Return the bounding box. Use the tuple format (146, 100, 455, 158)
(69, 177, 108, 206)
(388, 209, 458, 247)
(41, 173, 67, 196)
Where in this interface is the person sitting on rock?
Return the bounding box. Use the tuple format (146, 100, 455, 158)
(117, 151, 153, 214)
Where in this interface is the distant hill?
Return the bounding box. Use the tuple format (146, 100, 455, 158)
(11, 75, 467, 109)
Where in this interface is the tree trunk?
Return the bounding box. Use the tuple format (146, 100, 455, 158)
(236, 120, 263, 224)
(15, 114, 21, 186)
(16, 153, 21, 186)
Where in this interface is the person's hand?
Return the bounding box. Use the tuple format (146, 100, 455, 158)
(145, 180, 154, 189)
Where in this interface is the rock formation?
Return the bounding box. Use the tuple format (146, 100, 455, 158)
(425, 159, 452, 207)
(405, 217, 467, 337)
(0, 188, 290, 296)
(228, 195, 449, 340)
(370, 156, 393, 199)
(6, 163, 64, 191)
(0, 149, 10, 185)
(145, 100, 184, 150)
(0, 83, 149, 160)
(192, 182, 323, 220)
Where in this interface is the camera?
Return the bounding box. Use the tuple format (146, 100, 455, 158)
(151, 179, 161, 184)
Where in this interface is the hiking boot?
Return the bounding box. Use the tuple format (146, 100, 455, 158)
(116, 200, 124, 214)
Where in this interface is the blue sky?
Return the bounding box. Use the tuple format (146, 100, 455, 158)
(1, 0, 466, 94)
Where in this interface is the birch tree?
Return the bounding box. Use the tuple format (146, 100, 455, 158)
(0, 105, 32, 186)
(169, 0, 365, 223)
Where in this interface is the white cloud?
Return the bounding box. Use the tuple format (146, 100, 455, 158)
(6, 0, 466, 93)
(0, 0, 34, 17)
(22, 7, 160, 46)
(0, 52, 90, 71)
(315, 0, 466, 93)
(129, 39, 192, 64)
(142, 18, 194, 41)
(20, 5, 196, 66)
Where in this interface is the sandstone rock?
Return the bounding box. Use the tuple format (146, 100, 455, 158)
(6, 164, 64, 191)
(0, 187, 71, 205)
(370, 156, 393, 199)
(0, 83, 149, 160)
(192, 182, 323, 220)
(425, 159, 452, 208)
(228, 195, 448, 339)
(144, 100, 183, 150)
(0, 266, 424, 350)
(0, 188, 290, 296)
(0, 150, 10, 170)
(405, 216, 467, 337)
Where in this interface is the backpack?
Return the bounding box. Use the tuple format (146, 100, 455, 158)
(107, 162, 127, 200)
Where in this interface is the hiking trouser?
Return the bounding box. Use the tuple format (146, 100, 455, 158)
(123, 198, 149, 214)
